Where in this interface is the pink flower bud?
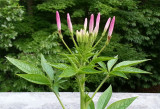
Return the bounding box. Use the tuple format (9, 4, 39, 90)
(108, 16, 115, 37)
(56, 11, 61, 33)
(94, 13, 100, 34)
(89, 14, 94, 33)
(103, 18, 111, 33)
(84, 18, 87, 31)
(67, 13, 73, 33)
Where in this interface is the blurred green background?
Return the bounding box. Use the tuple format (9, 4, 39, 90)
(0, 0, 160, 92)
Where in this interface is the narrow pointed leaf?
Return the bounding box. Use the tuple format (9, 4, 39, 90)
(85, 94, 95, 109)
(110, 71, 128, 79)
(107, 97, 137, 109)
(107, 56, 118, 72)
(41, 54, 54, 80)
(98, 61, 107, 69)
(97, 85, 112, 109)
(6, 57, 43, 74)
(91, 57, 114, 65)
(114, 67, 151, 74)
(59, 67, 77, 77)
(113, 59, 150, 70)
(79, 67, 103, 74)
(17, 74, 50, 85)
(48, 62, 69, 70)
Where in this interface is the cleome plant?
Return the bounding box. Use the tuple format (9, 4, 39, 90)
(6, 11, 151, 109)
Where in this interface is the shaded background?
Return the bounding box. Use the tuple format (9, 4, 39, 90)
(0, 0, 160, 92)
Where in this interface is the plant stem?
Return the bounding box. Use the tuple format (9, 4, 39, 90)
(93, 33, 105, 48)
(71, 33, 78, 49)
(86, 75, 110, 107)
(55, 93, 66, 109)
(61, 38, 73, 55)
(50, 88, 65, 109)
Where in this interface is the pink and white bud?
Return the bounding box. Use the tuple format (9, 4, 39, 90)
(84, 18, 87, 31)
(56, 11, 61, 33)
(94, 12, 100, 34)
(67, 13, 73, 33)
(104, 18, 111, 33)
(108, 16, 115, 37)
(89, 14, 94, 33)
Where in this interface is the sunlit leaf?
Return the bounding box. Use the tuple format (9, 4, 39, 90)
(107, 97, 137, 109)
(41, 54, 54, 80)
(6, 57, 43, 74)
(17, 74, 50, 85)
(97, 85, 112, 109)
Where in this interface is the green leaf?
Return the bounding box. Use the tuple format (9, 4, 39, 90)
(59, 67, 77, 77)
(113, 59, 150, 70)
(85, 94, 95, 109)
(41, 54, 54, 80)
(91, 57, 114, 65)
(60, 54, 78, 68)
(110, 71, 128, 79)
(97, 85, 112, 109)
(79, 67, 103, 74)
(6, 57, 43, 74)
(98, 61, 107, 69)
(114, 67, 151, 74)
(107, 97, 137, 109)
(17, 74, 50, 85)
(107, 56, 118, 72)
(48, 62, 69, 70)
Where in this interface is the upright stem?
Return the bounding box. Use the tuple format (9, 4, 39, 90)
(77, 74, 86, 109)
(71, 33, 78, 49)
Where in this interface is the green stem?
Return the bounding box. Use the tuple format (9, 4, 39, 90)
(94, 40, 109, 59)
(77, 74, 86, 109)
(71, 33, 78, 49)
(55, 93, 66, 109)
(93, 33, 105, 48)
(86, 75, 110, 107)
(61, 37, 73, 55)
(50, 88, 65, 109)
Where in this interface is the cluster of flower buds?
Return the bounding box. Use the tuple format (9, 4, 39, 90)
(56, 11, 115, 47)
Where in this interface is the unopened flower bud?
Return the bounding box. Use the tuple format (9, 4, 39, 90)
(56, 11, 61, 33)
(67, 13, 73, 33)
(89, 14, 94, 33)
(84, 18, 87, 31)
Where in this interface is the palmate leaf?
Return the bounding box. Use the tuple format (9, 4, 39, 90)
(107, 56, 118, 72)
(59, 67, 77, 77)
(107, 97, 137, 109)
(114, 67, 151, 74)
(17, 74, 51, 85)
(6, 57, 43, 75)
(47, 62, 69, 70)
(41, 54, 54, 80)
(113, 59, 150, 70)
(97, 85, 112, 109)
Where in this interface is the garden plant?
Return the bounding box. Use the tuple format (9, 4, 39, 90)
(6, 11, 151, 109)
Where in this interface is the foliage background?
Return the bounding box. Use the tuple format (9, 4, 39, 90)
(0, 0, 160, 92)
